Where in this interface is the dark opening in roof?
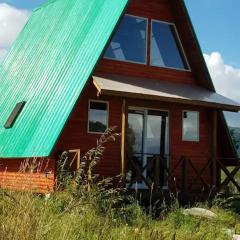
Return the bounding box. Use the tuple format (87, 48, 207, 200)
(4, 101, 26, 129)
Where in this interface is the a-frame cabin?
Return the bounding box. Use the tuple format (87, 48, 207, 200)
(0, 0, 239, 196)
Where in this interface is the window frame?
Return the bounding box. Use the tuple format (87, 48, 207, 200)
(150, 19, 191, 71)
(88, 99, 109, 134)
(104, 14, 149, 65)
(182, 110, 200, 142)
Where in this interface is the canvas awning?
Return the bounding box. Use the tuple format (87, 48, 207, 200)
(93, 75, 240, 112)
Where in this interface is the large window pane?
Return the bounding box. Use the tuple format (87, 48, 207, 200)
(182, 111, 199, 141)
(151, 20, 188, 70)
(127, 110, 144, 154)
(104, 15, 147, 64)
(88, 101, 108, 133)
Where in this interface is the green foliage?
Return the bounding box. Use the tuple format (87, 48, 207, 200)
(0, 128, 240, 239)
(56, 151, 73, 189)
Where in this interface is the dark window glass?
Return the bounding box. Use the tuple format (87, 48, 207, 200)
(4, 101, 26, 129)
(151, 21, 188, 70)
(88, 101, 108, 133)
(104, 15, 147, 64)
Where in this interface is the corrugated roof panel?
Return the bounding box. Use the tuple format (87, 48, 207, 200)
(0, 0, 128, 158)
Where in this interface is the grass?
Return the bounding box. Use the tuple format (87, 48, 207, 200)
(0, 128, 240, 239)
(0, 189, 240, 240)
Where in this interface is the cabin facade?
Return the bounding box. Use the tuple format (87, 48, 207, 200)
(0, 0, 240, 196)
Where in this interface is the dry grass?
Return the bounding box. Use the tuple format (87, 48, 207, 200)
(0, 189, 240, 240)
(0, 128, 240, 239)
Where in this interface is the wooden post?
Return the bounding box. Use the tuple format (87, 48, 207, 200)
(121, 99, 126, 176)
(181, 157, 188, 193)
(212, 110, 217, 189)
(155, 156, 160, 190)
(69, 149, 81, 169)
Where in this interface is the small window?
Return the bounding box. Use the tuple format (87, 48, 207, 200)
(88, 101, 108, 133)
(104, 15, 147, 64)
(182, 111, 199, 142)
(4, 101, 26, 129)
(151, 20, 189, 70)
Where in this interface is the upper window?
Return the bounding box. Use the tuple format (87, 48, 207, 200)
(182, 111, 199, 142)
(104, 15, 147, 64)
(88, 101, 108, 134)
(151, 20, 189, 70)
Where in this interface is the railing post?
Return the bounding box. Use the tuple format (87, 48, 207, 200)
(181, 156, 188, 193)
(121, 99, 126, 178)
(154, 156, 160, 190)
(212, 110, 217, 190)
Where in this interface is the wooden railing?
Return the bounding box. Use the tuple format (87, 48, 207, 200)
(126, 153, 169, 190)
(126, 154, 240, 193)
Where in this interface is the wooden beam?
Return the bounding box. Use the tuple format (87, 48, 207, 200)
(121, 99, 126, 176)
(92, 78, 102, 96)
(155, 156, 160, 189)
(181, 156, 188, 193)
(69, 149, 81, 170)
(212, 110, 217, 188)
(99, 89, 240, 112)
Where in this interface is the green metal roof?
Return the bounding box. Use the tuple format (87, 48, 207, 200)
(0, 0, 128, 158)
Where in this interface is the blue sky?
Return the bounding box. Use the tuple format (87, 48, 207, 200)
(0, 0, 46, 9)
(185, 0, 240, 68)
(1, 0, 239, 68)
(0, 0, 240, 127)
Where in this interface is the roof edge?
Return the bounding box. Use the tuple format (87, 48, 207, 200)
(180, 0, 239, 159)
(180, 0, 215, 91)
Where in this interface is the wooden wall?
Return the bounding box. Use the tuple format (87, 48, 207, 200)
(54, 82, 215, 189)
(54, 83, 123, 178)
(53, 0, 222, 190)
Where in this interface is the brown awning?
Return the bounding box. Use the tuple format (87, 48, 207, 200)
(93, 74, 240, 112)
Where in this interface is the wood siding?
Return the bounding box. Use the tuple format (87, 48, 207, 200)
(55, 83, 123, 177)
(54, 82, 216, 189)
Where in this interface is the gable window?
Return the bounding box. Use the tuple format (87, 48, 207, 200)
(88, 100, 108, 134)
(151, 20, 189, 70)
(4, 101, 26, 129)
(104, 15, 147, 64)
(182, 111, 199, 142)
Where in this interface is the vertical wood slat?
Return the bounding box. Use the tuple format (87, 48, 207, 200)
(121, 99, 126, 176)
(182, 156, 188, 192)
(155, 156, 160, 189)
(212, 110, 217, 188)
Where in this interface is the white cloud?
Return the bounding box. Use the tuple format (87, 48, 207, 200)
(204, 52, 240, 103)
(0, 48, 8, 62)
(0, 3, 30, 62)
(204, 52, 240, 127)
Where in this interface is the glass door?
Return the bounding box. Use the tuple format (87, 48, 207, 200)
(127, 109, 145, 188)
(126, 108, 169, 189)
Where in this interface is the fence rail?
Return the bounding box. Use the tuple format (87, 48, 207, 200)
(126, 154, 240, 193)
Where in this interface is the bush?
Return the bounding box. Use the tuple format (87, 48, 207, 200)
(0, 128, 240, 239)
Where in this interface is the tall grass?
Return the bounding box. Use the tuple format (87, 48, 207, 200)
(0, 128, 240, 239)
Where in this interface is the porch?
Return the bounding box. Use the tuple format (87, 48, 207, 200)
(92, 74, 240, 198)
(125, 154, 240, 196)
